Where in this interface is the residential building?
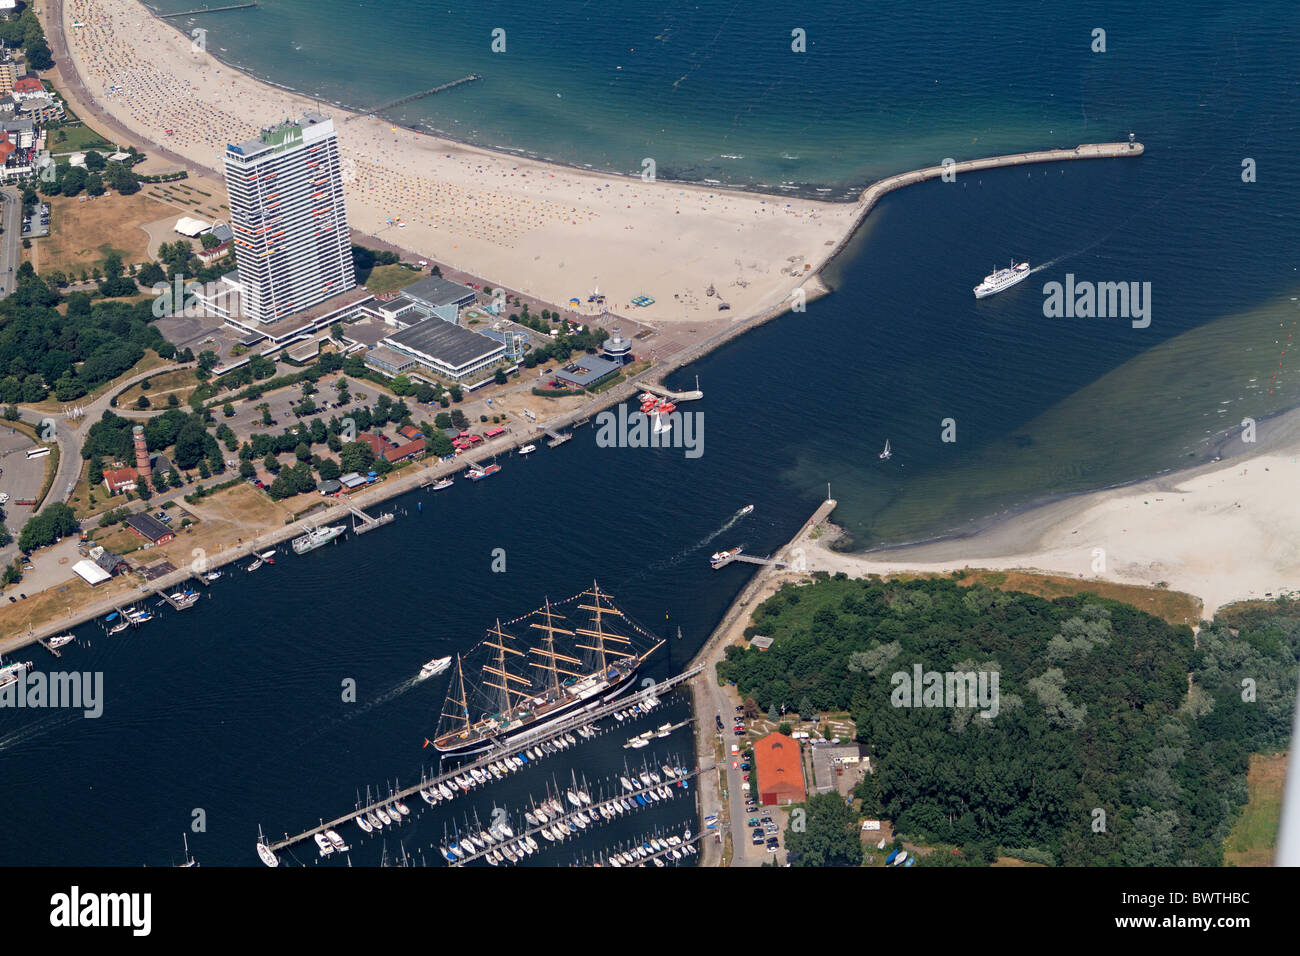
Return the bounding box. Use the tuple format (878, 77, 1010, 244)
(103, 466, 139, 495)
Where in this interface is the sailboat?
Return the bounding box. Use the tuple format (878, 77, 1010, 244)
(431, 584, 663, 755)
(878, 439, 892, 460)
(177, 833, 198, 867)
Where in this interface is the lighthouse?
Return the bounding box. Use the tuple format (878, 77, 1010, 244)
(133, 425, 150, 479)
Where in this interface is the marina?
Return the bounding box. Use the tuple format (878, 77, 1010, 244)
(258, 659, 704, 863)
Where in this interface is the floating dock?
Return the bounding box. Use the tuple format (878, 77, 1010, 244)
(350, 507, 395, 536)
(544, 429, 571, 448)
(711, 552, 788, 570)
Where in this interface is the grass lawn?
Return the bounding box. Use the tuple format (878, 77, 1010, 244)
(27, 190, 172, 276)
(117, 368, 202, 408)
(365, 264, 424, 294)
(45, 125, 115, 154)
(27, 350, 174, 417)
(1223, 751, 1286, 866)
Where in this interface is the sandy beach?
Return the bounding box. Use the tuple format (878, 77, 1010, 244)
(806, 422, 1300, 619)
(56, 0, 856, 324)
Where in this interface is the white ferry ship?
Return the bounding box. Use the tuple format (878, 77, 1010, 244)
(973, 261, 1030, 298)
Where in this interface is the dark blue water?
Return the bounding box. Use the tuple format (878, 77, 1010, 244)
(0, 0, 1294, 864)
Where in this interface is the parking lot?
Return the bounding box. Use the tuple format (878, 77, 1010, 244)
(0, 425, 53, 535)
(22, 202, 50, 239)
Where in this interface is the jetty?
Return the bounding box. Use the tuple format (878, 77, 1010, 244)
(157, 584, 201, 611)
(36, 637, 62, 658)
(639, 382, 703, 402)
(159, 2, 258, 17)
(544, 428, 571, 448)
(348, 75, 481, 122)
(259, 662, 704, 861)
(711, 552, 788, 570)
(349, 507, 395, 536)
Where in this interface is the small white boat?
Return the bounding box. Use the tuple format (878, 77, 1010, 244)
(256, 843, 279, 867)
(48, 634, 75, 648)
(739, 504, 754, 516)
(314, 833, 334, 856)
(393, 800, 410, 817)
(418, 656, 452, 680)
(325, 829, 347, 851)
(355, 814, 373, 834)
(879, 439, 892, 461)
(376, 808, 392, 826)
(519, 444, 537, 455)
(246, 557, 263, 572)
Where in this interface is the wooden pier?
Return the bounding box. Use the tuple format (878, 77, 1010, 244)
(260, 663, 703, 860)
(156, 581, 201, 611)
(159, 2, 258, 17)
(347, 75, 481, 122)
(544, 429, 571, 448)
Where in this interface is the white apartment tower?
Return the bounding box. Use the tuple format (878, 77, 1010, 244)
(223, 114, 355, 323)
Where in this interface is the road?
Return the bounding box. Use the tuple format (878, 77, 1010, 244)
(0, 186, 20, 297)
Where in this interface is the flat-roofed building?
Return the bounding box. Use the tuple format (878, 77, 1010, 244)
(224, 114, 355, 324)
(380, 318, 504, 381)
(401, 275, 476, 322)
(552, 354, 620, 389)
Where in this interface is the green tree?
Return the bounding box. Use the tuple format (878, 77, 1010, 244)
(785, 793, 862, 868)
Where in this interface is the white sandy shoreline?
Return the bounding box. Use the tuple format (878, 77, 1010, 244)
(60, 0, 856, 326)
(807, 413, 1300, 618)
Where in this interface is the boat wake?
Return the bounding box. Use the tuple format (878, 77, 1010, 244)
(0, 711, 80, 755)
(641, 507, 754, 573)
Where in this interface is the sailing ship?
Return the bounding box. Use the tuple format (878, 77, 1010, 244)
(432, 584, 663, 756)
(878, 440, 892, 460)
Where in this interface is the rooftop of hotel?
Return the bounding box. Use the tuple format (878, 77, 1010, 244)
(227, 113, 334, 159)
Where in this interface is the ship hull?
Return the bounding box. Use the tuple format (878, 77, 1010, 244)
(434, 662, 641, 756)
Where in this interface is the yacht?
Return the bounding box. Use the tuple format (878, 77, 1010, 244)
(418, 656, 452, 680)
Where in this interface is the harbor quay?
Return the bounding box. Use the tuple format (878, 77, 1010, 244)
(2, 143, 1142, 655)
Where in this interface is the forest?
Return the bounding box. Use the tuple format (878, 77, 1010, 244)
(718, 574, 1298, 866)
(0, 296, 173, 403)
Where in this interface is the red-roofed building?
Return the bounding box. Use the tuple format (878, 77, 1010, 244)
(12, 76, 44, 99)
(196, 240, 230, 265)
(103, 466, 139, 495)
(359, 431, 425, 464)
(397, 424, 422, 441)
(753, 732, 806, 806)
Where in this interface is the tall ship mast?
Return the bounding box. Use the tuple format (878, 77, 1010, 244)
(432, 583, 663, 755)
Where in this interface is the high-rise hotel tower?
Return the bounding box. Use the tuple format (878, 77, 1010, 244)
(223, 114, 355, 323)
